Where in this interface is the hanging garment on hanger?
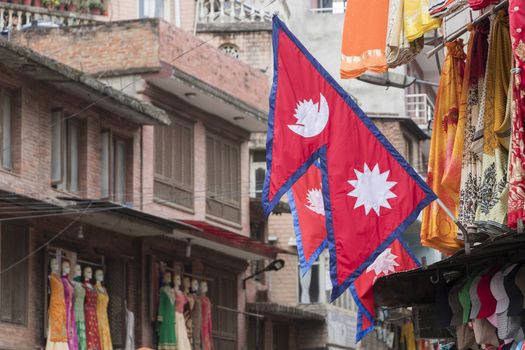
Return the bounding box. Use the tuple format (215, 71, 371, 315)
(507, 0, 525, 229)
(456, 21, 490, 227)
(475, 11, 512, 227)
(46, 273, 69, 350)
(387, 0, 424, 67)
(404, 0, 442, 42)
(421, 40, 466, 253)
(340, 0, 389, 78)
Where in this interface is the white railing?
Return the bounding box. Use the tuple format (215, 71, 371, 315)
(0, 3, 98, 32)
(310, 0, 346, 14)
(197, 0, 271, 24)
(405, 93, 435, 126)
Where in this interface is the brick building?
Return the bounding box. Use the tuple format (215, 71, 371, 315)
(0, 15, 289, 350)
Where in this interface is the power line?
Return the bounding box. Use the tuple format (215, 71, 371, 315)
(0, 201, 94, 275)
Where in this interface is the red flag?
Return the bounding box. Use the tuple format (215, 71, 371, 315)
(288, 161, 327, 275)
(263, 17, 435, 300)
(351, 238, 419, 340)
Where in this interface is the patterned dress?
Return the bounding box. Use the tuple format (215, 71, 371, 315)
(475, 11, 512, 227)
(184, 292, 195, 346)
(96, 284, 113, 350)
(73, 278, 87, 350)
(175, 290, 191, 350)
(46, 273, 69, 350)
(157, 286, 176, 350)
(61, 276, 78, 350)
(84, 283, 101, 350)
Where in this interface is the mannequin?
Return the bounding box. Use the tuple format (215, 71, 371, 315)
(191, 279, 202, 350)
(183, 277, 195, 346)
(95, 269, 112, 350)
(61, 260, 79, 350)
(46, 258, 68, 350)
(73, 264, 87, 350)
(200, 281, 213, 350)
(83, 267, 101, 350)
(157, 272, 176, 350)
(174, 274, 191, 349)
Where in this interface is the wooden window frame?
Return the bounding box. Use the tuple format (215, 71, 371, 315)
(154, 116, 194, 209)
(206, 132, 241, 224)
(0, 222, 29, 325)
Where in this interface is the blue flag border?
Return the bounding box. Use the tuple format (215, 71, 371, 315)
(262, 15, 436, 305)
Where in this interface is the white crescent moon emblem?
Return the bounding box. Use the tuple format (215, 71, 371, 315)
(287, 93, 329, 138)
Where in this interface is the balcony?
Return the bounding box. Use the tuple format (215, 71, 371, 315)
(0, 2, 101, 32)
(405, 93, 435, 129)
(196, 0, 271, 31)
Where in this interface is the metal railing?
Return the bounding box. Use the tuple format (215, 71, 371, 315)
(196, 0, 271, 24)
(405, 93, 435, 126)
(0, 2, 99, 32)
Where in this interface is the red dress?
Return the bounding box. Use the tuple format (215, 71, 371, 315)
(84, 283, 102, 350)
(508, 0, 525, 228)
(201, 296, 213, 350)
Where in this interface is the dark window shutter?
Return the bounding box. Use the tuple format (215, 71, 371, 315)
(0, 222, 28, 324)
(154, 117, 194, 208)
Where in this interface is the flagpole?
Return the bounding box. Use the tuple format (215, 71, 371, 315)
(435, 198, 471, 255)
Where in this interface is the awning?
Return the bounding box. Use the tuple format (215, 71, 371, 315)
(65, 200, 285, 260)
(247, 302, 325, 322)
(374, 233, 525, 308)
(182, 220, 290, 260)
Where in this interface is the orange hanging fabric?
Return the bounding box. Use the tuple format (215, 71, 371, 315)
(340, 0, 389, 79)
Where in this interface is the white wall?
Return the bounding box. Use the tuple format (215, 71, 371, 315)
(285, 2, 407, 116)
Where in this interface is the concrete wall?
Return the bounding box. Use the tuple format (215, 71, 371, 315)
(286, 3, 407, 117)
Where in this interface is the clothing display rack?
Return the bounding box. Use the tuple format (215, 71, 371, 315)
(427, 0, 509, 57)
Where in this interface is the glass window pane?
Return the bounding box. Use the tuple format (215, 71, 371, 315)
(51, 111, 62, 184)
(114, 140, 126, 204)
(68, 120, 79, 193)
(100, 131, 110, 198)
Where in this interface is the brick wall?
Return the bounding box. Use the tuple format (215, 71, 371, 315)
(12, 19, 270, 114)
(0, 69, 142, 204)
(197, 30, 273, 75)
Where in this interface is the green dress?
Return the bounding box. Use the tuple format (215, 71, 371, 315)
(157, 286, 177, 350)
(73, 277, 87, 350)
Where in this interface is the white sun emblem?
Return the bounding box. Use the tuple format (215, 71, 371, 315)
(347, 163, 397, 215)
(305, 185, 324, 216)
(367, 248, 399, 276)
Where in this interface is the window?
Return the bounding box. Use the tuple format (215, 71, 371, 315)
(0, 222, 28, 324)
(206, 133, 241, 223)
(101, 130, 129, 204)
(0, 87, 13, 170)
(311, 0, 346, 13)
(299, 263, 320, 304)
(139, 0, 170, 21)
(219, 43, 240, 59)
(51, 110, 80, 193)
(154, 118, 194, 209)
(250, 150, 265, 198)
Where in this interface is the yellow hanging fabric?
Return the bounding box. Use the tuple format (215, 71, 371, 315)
(421, 40, 466, 253)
